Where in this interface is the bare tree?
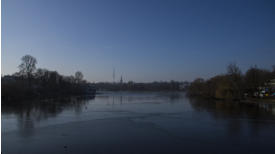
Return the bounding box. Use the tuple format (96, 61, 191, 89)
(227, 63, 241, 76)
(226, 63, 243, 99)
(18, 55, 37, 78)
(75, 71, 83, 83)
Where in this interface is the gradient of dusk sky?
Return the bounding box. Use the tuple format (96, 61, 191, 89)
(2, 0, 275, 82)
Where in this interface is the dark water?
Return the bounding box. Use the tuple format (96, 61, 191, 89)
(2, 92, 275, 154)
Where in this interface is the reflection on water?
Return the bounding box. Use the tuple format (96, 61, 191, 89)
(189, 98, 275, 136)
(189, 98, 275, 118)
(2, 92, 275, 154)
(2, 96, 94, 136)
(2, 92, 275, 138)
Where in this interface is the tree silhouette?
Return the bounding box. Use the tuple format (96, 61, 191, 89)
(75, 71, 83, 83)
(18, 55, 37, 78)
(227, 63, 241, 76)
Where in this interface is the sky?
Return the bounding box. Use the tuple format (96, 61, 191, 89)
(2, 0, 275, 82)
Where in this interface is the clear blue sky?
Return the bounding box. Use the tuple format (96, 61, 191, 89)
(2, 0, 275, 82)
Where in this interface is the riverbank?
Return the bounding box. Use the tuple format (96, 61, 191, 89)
(1, 94, 96, 106)
(240, 98, 275, 104)
(188, 95, 275, 105)
(2, 91, 96, 103)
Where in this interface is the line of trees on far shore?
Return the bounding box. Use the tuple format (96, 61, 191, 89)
(2, 55, 95, 102)
(187, 63, 275, 100)
(2, 55, 275, 102)
(94, 80, 186, 91)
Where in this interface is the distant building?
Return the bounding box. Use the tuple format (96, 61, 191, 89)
(268, 79, 275, 96)
(2, 75, 16, 83)
(82, 83, 96, 94)
(256, 79, 275, 97)
(179, 82, 190, 90)
(268, 79, 275, 88)
(120, 75, 123, 84)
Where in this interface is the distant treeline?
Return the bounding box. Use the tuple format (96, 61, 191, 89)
(187, 64, 275, 100)
(2, 55, 95, 102)
(94, 81, 189, 91)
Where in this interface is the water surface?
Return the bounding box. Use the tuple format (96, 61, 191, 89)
(2, 91, 275, 154)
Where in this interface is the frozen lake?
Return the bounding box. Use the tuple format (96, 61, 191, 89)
(2, 91, 275, 154)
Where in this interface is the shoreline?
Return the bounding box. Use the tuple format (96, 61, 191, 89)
(240, 98, 275, 104)
(1, 93, 96, 104)
(188, 94, 275, 104)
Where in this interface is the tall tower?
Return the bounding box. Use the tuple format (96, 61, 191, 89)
(112, 68, 116, 83)
(120, 75, 123, 84)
